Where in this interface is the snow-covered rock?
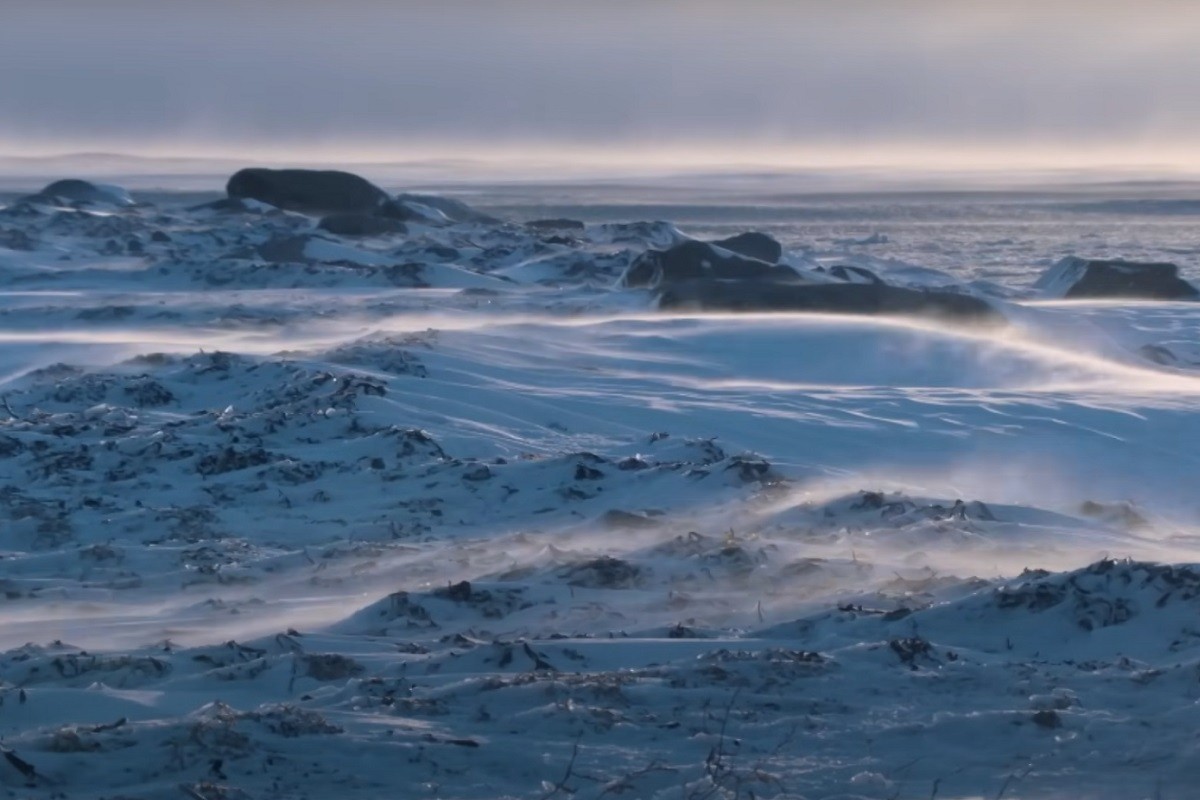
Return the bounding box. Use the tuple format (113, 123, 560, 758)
(709, 230, 783, 263)
(621, 240, 799, 288)
(19, 178, 135, 208)
(1035, 256, 1199, 300)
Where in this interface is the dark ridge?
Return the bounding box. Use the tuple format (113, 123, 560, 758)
(658, 280, 1003, 323)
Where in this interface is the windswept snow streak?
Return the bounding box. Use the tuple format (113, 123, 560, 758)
(0, 183, 1196, 798)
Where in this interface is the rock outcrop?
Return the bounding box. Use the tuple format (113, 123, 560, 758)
(622, 241, 800, 288)
(317, 213, 407, 237)
(226, 168, 390, 215)
(1035, 257, 1199, 300)
(19, 179, 134, 208)
(710, 231, 783, 264)
(658, 280, 1002, 323)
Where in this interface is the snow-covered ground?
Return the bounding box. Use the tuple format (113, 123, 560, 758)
(0, 176, 1198, 799)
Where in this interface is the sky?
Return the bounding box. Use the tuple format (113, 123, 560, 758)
(2, 1, 1198, 175)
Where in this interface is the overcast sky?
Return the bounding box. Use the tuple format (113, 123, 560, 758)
(2, 1, 1198, 171)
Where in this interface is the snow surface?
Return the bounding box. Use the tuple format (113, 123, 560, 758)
(0, 181, 1196, 798)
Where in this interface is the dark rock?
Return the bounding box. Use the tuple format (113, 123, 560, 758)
(254, 236, 311, 264)
(523, 642, 557, 671)
(317, 213, 406, 237)
(196, 447, 273, 476)
(1036, 257, 1199, 300)
(964, 500, 997, 521)
(526, 218, 586, 231)
(853, 491, 886, 510)
(1079, 500, 1149, 530)
(302, 654, 364, 681)
(462, 464, 493, 482)
(226, 168, 389, 215)
(995, 580, 1067, 612)
(373, 592, 433, 625)
(435, 580, 474, 602)
(623, 241, 801, 288)
(829, 265, 885, 285)
(124, 379, 175, 408)
(889, 636, 934, 668)
(616, 456, 650, 471)
(561, 557, 643, 589)
(1032, 710, 1062, 729)
(574, 464, 604, 481)
(39, 179, 104, 203)
(1138, 344, 1177, 365)
(658, 280, 1002, 323)
(711, 232, 782, 264)
(19, 179, 133, 208)
(667, 623, 699, 639)
(725, 454, 775, 483)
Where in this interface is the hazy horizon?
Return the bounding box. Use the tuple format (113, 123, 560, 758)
(4, 1, 1200, 181)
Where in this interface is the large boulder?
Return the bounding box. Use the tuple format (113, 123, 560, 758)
(20, 179, 134, 208)
(226, 168, 390, 215)
(622, 241, 799, 288)
(658, 280, 1002, 324)
(710, 232, 782, 264)
(1035, 257, 1199, 300)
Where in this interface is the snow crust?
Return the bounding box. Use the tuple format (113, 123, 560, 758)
(0, 181, 1196, 798)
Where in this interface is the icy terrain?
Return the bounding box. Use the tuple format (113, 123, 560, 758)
(0, 172, 1198, 799)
